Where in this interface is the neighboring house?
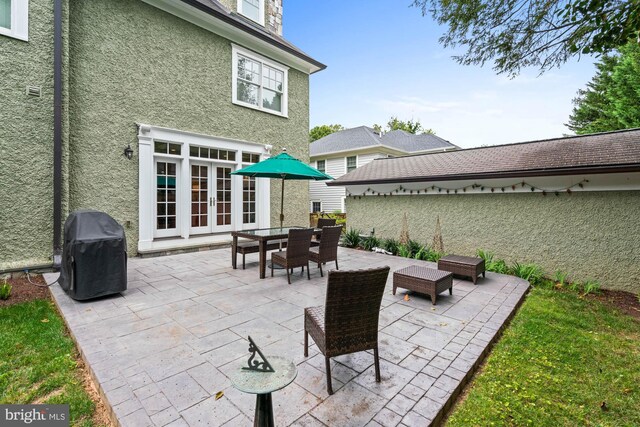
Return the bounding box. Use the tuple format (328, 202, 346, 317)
(309, 126, 458, 212)
(0, 0, 325, 271)
(328, 128, 640, 293)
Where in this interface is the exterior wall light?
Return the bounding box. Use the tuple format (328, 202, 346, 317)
(123, 144, 134, 160)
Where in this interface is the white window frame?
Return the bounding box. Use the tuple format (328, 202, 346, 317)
(0, 0, 28, 41)
(346, 156, 358, 173)
(232, 44, 289, 118)
(316, 159, 325, 173)
(237, 0, 265, 26)
(311, 201, 322, 213)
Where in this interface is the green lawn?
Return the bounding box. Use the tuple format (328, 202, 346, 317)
(0, 299, 99, 426)
(447, 288, 640, 426)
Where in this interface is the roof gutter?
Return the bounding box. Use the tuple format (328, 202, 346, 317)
(52, 0, 62, 267)
(327, 164, 640, 186)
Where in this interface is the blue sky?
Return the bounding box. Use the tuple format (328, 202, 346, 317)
(284, 1, 598, 148)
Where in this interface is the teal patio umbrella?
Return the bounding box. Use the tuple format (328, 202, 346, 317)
(232, 150, 333, 228)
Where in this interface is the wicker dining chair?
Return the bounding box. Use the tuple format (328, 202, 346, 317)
(311, 217, 337, 247)
(308, 225, 342, 277)
(271, 228, 314, 284)
(304, 266, 391, 395)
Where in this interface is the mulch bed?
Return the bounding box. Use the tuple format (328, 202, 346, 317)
(587, 289, 640, 321)
(0, 275, 51, 307)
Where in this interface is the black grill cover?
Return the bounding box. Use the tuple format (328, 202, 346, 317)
(59, 210, 127, 300)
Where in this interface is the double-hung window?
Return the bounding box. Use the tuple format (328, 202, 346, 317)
(237, 0, 264, 25)
(232, 45, 288, 117)
(0, 0, 28, 41)
(316, 160, 325, 173)
(346, 156, 357, 173)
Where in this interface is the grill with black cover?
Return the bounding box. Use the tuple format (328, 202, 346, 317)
(59, 210, 127, 300)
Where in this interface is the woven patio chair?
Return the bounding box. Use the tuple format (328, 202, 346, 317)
(308, 225, 342, 277)
(271, 228, 314, 284)
(311, 217, 337, 247)
(304, 266, 390, 395)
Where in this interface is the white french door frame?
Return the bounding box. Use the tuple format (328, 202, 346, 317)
(153, 155, 183, 238)
(137, 124, 272, 252)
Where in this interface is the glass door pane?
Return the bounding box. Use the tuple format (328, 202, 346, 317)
(191, 164, 209, 230)
(156, 161, 179, 236)
(216, 167, 232, 226)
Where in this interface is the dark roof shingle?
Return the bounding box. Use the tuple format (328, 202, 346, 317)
(328, 128, 640, 185)
(310, 126, 457, 156)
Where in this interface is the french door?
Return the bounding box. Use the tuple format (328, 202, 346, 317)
(190, 162, 233, 234)
(155, 159, 180, 238)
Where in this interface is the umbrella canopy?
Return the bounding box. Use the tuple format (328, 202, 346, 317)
(232, 151, 333, 227)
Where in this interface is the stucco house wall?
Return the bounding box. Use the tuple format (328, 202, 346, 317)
(345, 191, 640, 293)
(1, 0, 315, 270)
(67, 0, 310, 255)
(0, 0, 58, 270)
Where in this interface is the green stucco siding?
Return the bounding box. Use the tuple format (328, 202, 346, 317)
(0, 0, 56, 270)
(346, 191, 640, 293)
(68, 0, 310, 255)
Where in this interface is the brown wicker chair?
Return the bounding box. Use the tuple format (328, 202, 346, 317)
(308, 225, 342, 277)
(304, 266, 390, 395)
(271, 228, 314, 284)
(311, 217, 337, 247)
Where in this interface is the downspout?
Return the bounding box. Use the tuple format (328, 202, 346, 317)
(52, 0, 63, 267)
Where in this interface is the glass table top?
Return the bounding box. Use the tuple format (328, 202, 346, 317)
(234, 227, 319, 238)
(230, 356, 297, 395)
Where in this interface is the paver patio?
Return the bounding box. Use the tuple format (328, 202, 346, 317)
(45, 247, 529, 426)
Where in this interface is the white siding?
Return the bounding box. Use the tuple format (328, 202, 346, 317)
(309, 153, 386, 213)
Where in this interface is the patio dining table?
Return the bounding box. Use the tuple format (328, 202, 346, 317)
(231, 227, 319, 279)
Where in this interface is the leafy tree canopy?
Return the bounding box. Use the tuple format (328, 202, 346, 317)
(309, 124, 345, 142)
(412, 0, 640, 76)
(567, 42, 640, 134)
(373, 117, 435, 134)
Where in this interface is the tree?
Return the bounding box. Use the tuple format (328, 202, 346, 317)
(309, 124, 345, 142)
(567, 42, 640, 134)
(412, 0, 640, 76)
(373, 117, 436, 134)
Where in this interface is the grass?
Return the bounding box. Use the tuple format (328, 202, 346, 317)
(447, 287, 640, 426)
(0, 299, 99, 426)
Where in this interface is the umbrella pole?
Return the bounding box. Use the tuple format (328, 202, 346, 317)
(280, 177, 285, 229)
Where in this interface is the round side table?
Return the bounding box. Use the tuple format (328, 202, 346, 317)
(230, 356, 297, 427)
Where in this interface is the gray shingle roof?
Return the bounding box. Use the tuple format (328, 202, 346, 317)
(181, 0, 326, 72)
(309, 126, 457, 157)
(328, 128, 640, 185)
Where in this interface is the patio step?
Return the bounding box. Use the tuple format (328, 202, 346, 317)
(137, 240, 231, 258)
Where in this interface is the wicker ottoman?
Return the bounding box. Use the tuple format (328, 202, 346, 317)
(438, 255, 486, 284)
(393, 265, 453, 305)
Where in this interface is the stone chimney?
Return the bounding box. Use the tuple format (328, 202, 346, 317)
(266, 0, 283, 36)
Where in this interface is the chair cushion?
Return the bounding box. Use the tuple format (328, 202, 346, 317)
(308, 246, 320, 261)
(272, 251, 287, 265)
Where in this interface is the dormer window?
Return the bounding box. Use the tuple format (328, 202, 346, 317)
(238, 0, 264, 26)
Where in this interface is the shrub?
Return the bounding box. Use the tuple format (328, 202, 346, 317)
(510, 262, 545, 286)
(414, 245, 431, 261)
(382, 238, 400, 256)
(582, 280, 601, 295)
(476, 249, 508, 274)
(407, 240, 423, 258)
(342, 228, 362, 248)
(553, 270, 569, 287)
(0, 281, 11, 300)
(397, 244, 412, 258)
(427, 250, 445, 262)
(361, 235, 381, 251)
